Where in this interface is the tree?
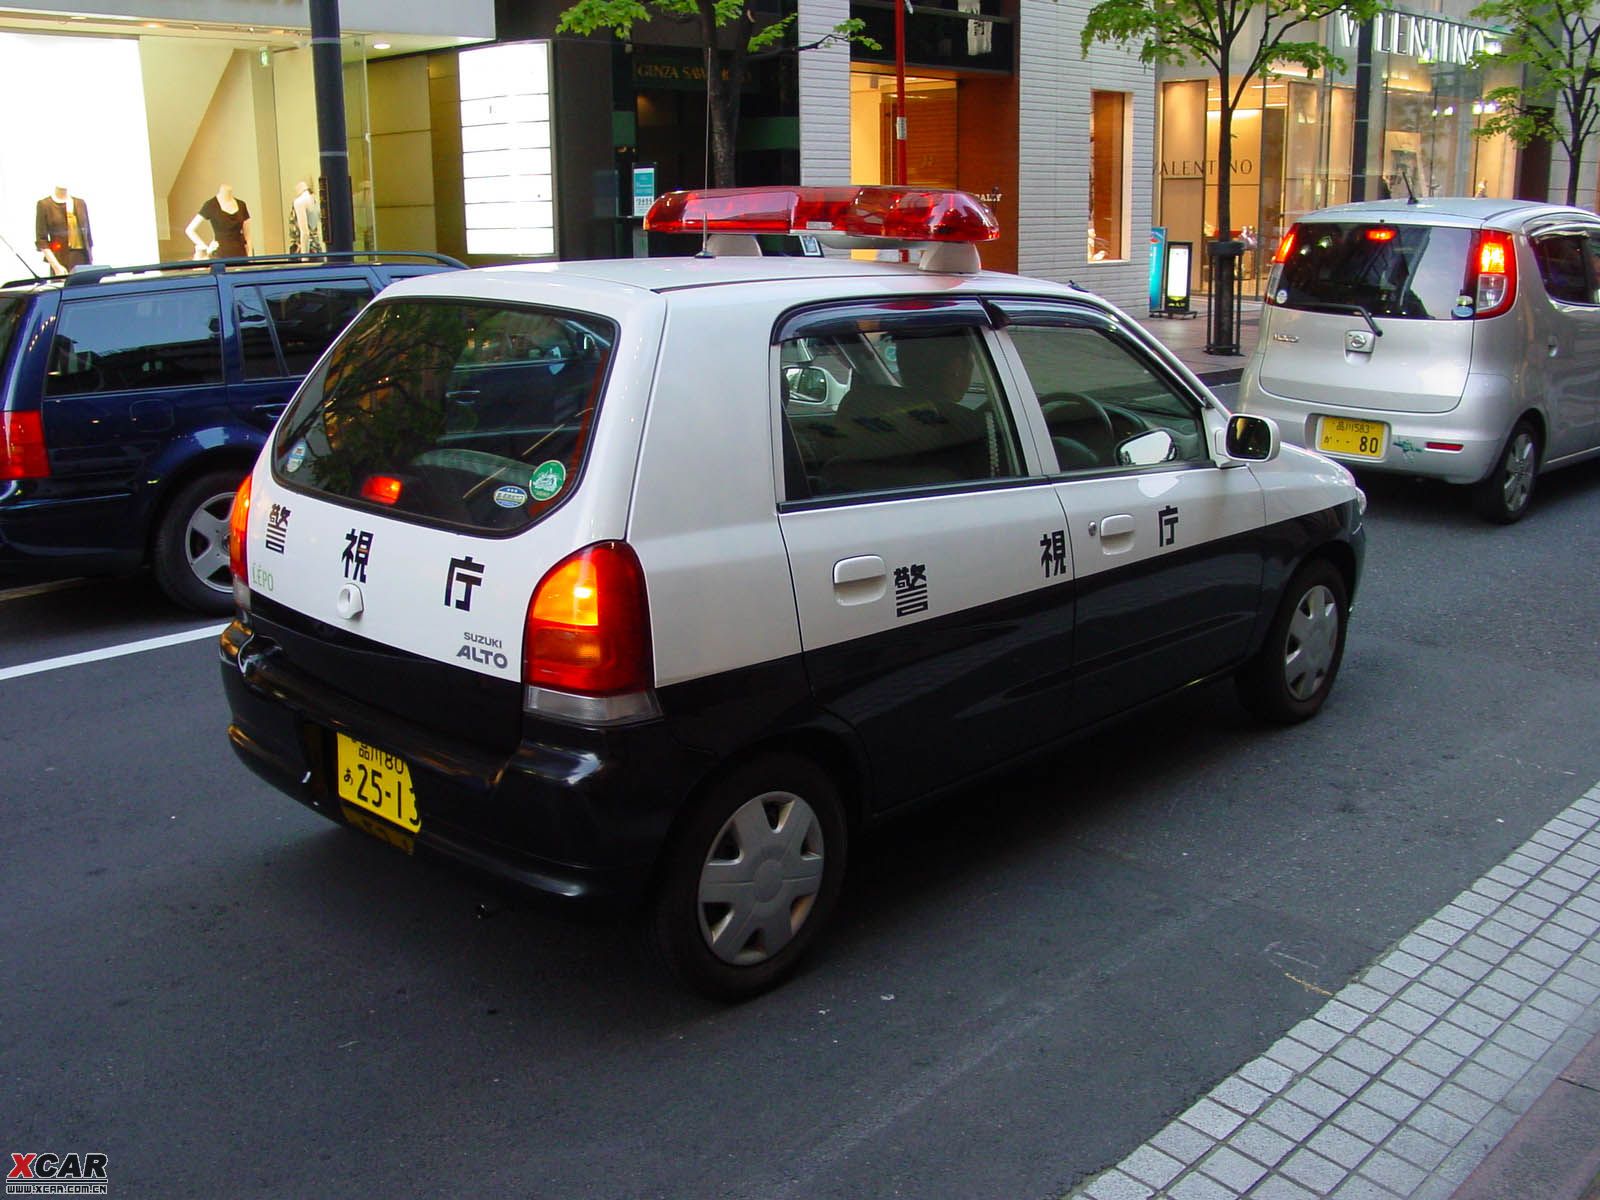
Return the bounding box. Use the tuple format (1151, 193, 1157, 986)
(1470, 0, 1600, 206)
(1081, 0, 1381, 351)
(556, 0, 874, 189)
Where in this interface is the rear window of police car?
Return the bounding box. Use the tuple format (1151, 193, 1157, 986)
(1276, 222, 1473, 320)
(272, 300, 615, 532)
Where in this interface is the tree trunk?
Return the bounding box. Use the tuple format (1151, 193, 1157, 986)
(1209, 60, 1239, 354)
(698, 2, 750, 188)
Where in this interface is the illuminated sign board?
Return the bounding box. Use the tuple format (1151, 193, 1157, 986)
(460, 41, 556, 257)
(1334, 10, 1501, 67)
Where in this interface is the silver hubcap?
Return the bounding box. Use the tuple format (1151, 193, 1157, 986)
(1284, 584, 1339, 701)
(185, 491, 237, 594)
(697, 790, 825, 966)
(1500, 432, 1536, 514)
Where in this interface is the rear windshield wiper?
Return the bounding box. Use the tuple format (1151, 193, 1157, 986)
(1298, 302, 1384, 338)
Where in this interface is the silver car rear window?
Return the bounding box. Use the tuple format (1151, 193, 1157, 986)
(271, 299, 615, 533)
(1274, 222, 1474, 320)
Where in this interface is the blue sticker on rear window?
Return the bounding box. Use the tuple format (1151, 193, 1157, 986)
(493, 484, 528, 509)
(286, 441, 308, 473)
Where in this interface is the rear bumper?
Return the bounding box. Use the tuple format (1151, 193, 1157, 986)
(219, 620, 712, 907)
(1239, 364, 1511, 485)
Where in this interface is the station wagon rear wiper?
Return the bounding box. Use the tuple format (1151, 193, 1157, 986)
(1302, 302, 1384, 338)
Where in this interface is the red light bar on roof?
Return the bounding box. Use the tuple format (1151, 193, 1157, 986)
(644, 186, 1001, 246)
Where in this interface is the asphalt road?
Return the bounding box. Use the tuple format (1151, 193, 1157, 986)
(4, 455, 1599, 1199)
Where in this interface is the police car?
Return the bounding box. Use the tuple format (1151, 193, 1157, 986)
(220, 187, 1366, 999)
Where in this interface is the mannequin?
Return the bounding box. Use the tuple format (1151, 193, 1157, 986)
(186, 184, 251, 259)
(36, 185, 92, 275)
(288, 181, 323, 256)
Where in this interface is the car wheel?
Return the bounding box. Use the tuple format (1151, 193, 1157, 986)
(1236, 558, 1349, 724)
(1473, 420, 1539, 524)
(648, 753, 847, 1001)
(152, 470, 244, 615)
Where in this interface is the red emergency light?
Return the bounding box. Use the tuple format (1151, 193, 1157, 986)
(645, 186, 1000, 248)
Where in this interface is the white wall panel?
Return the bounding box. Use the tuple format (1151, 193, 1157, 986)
(798, 0, 852, 186)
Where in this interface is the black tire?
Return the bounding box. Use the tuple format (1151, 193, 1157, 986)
(648, 752, 847, 1001)
(1236, 558, 1349, 724)
(1472, 419, 1539, 524)
(151, 470, 245, 615)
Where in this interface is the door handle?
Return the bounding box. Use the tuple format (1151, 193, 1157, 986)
(832, 555, 886, 606)
(1548, 336, 1560, 358)
(1095, 513, 1136, 555)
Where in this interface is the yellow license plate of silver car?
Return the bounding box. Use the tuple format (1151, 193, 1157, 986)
(335, 733, 421, 833)
(1318, 416, 1388, 459)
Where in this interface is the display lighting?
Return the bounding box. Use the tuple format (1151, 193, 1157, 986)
(644, 186, 1001, 246)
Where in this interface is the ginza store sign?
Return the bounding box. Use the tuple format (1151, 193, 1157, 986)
(1333, 10, 1499, 67)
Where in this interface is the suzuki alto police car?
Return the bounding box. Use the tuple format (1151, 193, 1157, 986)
(220, 187, 1366, 999)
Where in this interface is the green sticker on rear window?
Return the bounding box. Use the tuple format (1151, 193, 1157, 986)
(529, 460, 567, 502)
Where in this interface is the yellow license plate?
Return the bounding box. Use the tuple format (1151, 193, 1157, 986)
(1318, 417, 1388, 459)
(335, 733, 420, 834)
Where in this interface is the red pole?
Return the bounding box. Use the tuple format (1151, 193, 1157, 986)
(893, 0, 908, 185)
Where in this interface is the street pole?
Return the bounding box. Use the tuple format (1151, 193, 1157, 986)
(310, 0, 355, 253)
(893, 0, 908, 185)
(1350, 18, 1375, 201)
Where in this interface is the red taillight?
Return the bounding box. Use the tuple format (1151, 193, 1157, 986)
(1471, 230, 1517, 318)
(1, 411, 50, 480)
(523, 542, 652, 696)
(1272, 228, 1299, 264)
(360, 475, 403, 505)
(1365, 227, 1397, 242)
(228, 474, 252, 583)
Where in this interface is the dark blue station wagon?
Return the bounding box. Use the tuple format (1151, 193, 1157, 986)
(0, 253, 459, 612)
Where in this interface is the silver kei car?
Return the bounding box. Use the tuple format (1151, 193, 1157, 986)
(1238, 198, 1600, 522)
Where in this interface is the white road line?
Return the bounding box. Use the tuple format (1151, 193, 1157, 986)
(0, 624, 228, 682)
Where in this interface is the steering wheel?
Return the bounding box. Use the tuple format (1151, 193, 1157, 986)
(1040, 392, 1116, 468)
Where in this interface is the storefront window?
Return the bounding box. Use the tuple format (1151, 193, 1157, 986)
(1089, 91, 1127, 261)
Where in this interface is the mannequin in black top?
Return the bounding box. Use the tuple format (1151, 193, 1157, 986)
(186, 184, 251, 259)
(36, 186, 92, 274)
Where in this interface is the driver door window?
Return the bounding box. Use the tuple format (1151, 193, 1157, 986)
(1006, 324, 1207, 473)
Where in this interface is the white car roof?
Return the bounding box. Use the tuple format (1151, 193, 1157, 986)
(1300, 197, 1595, 228)
(379, 254, 1093, 309)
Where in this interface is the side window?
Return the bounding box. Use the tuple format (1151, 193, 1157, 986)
(1007, 323, 1208, 472)
(252, 280, 373, 376)
(235, 286, 281, 378)
(1532, 234, 1592, 305)
(780, 323, 1025, 500)
(45, 289, 223, 396)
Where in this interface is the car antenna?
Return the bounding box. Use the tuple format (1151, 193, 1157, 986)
(0, 232, 41, 279)
(1400, 169, 1419, 206)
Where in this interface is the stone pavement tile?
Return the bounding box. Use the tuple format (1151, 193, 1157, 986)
(1307, 1124, 1373, 1171)
(1258, 1098, 1321, 1141)
(1085, 1170, 1154, 1200)
(1210, 1075, 1270, 1117)
(1239, 1057, 1294, 1094)
(1152, 1119, 1215, 1167)
(1170, 1172, 1233, 1200)
(1289, 1018, 1343, 1052)
(1331, 1101, 1398, 1146)
(1279, 1147, 1347, 1194)
(1245, 1177, 1319, 1200)
(1285, 1077, 1345, 1119)
(1123, 1144, 1184, 1190)
(1197, 1145, 1267, 1193)
(1182, 1097, 1245, 1140)
(1359, 1149, 1428, 1196)
(1330, 1176, 1401, 1200)
(1231, 1122, 1295, 1169)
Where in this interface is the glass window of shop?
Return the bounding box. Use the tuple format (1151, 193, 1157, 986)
(1090, 91, 1129, 261)
(1156, 10, 1519, 296)
(0, 28, 383, 273)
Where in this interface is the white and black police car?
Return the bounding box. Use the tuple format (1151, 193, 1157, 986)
(221, 187, 1366, 999)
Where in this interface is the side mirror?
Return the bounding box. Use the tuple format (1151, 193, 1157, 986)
(1223, 413, 1280, 462)
(784, 365, 831, 405)
(1117, 428, 1176, 466)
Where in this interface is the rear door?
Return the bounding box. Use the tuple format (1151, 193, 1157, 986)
(227, 273, 375, 433)
(1527, 224, 1600, 458)
(992, 301, 1266, 725)
(774, 300, 1076, 807)
(1258, 220, 1477, 422)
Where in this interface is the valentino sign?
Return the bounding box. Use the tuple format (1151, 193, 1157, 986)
(1334, 10, 1500, 67)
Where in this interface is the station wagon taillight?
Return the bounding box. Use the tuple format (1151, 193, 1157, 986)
(0, 411, 49, 480)
(522, 542, 659, 725)
(1470, 230, 1517, 318)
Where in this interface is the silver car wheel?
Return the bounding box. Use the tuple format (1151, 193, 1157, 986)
(697, 790, 826, 967)
(184, 489, 237, 594)
(1500, 430, 1536, 515)
(1283, 583, 1340, 701)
